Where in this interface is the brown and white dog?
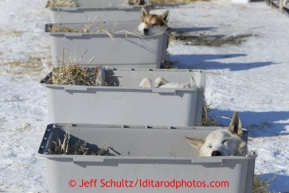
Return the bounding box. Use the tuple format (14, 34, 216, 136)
(185, 112, 248, 156)
(128, 0, 145, 5)
(138, 7, 169, 36)
(95, 65, 105, 86)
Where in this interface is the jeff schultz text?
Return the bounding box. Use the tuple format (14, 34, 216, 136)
(74, 178, 230, 189)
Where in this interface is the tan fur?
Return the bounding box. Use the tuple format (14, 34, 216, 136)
(185, 112, 248, 156)
(141, 13, 168, 28)
(95, 65, 105, 86)
(128, 0, 145, 5)
(138, 7, 169, 36)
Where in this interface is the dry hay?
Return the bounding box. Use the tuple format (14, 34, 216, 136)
(48, 125, 117, 156)
(0, 30, 24, 37)
(2, 57, 44, 74)
(161, 60, 174, 69)
(114, 30, 144, 39)
(169, 31, 254, 47)
(46, 20, 144, 39)
(51, 47, 96, 86)
(50, 138, 112, 156)
(47, 0, 77, 8)
(52, 64, 96, 86)
(202, 102, 217, 126)
(50, 47, 117, 86)
(169, 31, 181, 43)
(0, 54, 51, 80)
(47, 23, 93, 33)
(47, 23, 144, 39)
(160, 59, 178, 69)
(253, 174, 274, 193)
(160, 51, 177, 69)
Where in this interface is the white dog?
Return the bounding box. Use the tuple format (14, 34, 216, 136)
(154, 77, 192, 88)
(185, 112, 248, 156)
(139, 76, 196, 89)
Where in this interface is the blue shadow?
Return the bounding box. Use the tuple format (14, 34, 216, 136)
(208, 110, 289, 138)
(170, 54, 274, 71)
(257, 173, 289, 192)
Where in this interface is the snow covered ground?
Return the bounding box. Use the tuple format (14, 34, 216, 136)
(0, 0, 288, 192)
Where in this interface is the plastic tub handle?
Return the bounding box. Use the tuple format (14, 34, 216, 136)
(151, 88, 176, 94)
(118, 6, 134, 10)
(73, 157, 104, 163)
(64, 86, 88, 91)
(191, 158, 223, 165)
(61, 7, 78, 11)
(65, 33, 83, 37)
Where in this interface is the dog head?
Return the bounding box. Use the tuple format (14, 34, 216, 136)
(128, 0, 145, 5)
(185, 112, 247, 156)
(138, 7, 169, 36)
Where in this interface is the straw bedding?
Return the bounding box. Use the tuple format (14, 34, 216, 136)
(47, 0, 77, 7)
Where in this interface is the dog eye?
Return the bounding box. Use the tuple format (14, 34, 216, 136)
(152, 24, 157, 26)
(207, 145, 212, 148)
(222, 140, 229, 144)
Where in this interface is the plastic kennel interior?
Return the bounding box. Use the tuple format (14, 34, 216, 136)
(46, 0, 151, 23)
(38, 124, 257, 193)
(40, 69, 206, 126)
(45, 21, 168, 68)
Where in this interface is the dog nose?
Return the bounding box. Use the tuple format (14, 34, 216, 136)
(144, 28, 149, 33)
(211, 151, 222, 156)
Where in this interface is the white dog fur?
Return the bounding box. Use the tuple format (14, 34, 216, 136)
(185, 112, 248, 156)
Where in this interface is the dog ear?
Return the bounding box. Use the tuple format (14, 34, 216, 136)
(228, 112, 243, 136)
(161, 10, 169, 22)
(139, 78, 152, 88)
(185, 137, 204, 151)
(140, 7, 148, 18)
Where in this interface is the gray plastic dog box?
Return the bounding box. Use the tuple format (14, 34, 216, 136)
(46, 21, 168, 68)
(38, 124, 257, 193)
(47, 0, 152, 23)
(40, 69, 206, 126)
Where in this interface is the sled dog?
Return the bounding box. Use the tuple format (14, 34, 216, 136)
(138, 7, 169, 36)
(185, 112, 248, 156)
(128, 0, 145, 5)
(139, 77, 194, 88)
